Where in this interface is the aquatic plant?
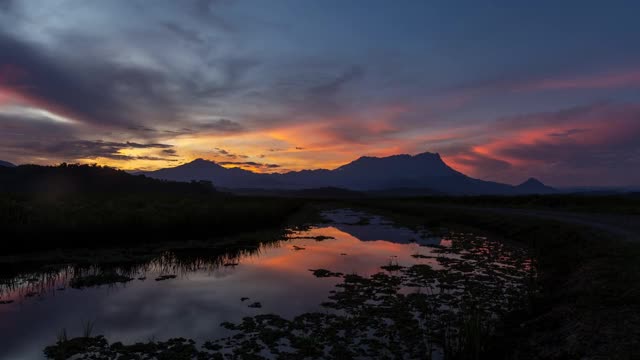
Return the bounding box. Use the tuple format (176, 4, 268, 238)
(81, 320, 95, 338)
(39, 208, 538, 359)
(70, 273, 133, 289)
(309, 269, 344, 278)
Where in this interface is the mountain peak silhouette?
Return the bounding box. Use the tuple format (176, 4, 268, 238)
(143, 151, 553, 194)
(0, 160, 16, 167)
(185, 158, 219, 167)
(515, 177, 556, 194)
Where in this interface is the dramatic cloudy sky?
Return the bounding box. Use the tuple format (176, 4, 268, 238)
(1, 0, 640, 186)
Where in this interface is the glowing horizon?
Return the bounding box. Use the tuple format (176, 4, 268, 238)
(2, 1, 640, 186)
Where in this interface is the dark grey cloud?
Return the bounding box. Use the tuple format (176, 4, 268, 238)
(126, 142, 173, 149)
(163, 22, 204, 44)
(320, 121, 399, 144)
(548, 128, 590, 137)
(0, 30, 177, 128)
(492, 102, 609, 131)
(13, 140, 176, 161)
(308, 65, 364, 98)
(190, 0, 235, 31)
(219, 161, 280, 169)
(135, 156, 178, 162)
(162, 148, 179, 156)
(213, 147, 249, 159)
(299, 65, 365, 117)
(0, 22, 258, 141)
(130, 119, 245, 137)
(199, 119, 245, 132)
(195, 58, 260, 96)
(0, 0, 13, 11)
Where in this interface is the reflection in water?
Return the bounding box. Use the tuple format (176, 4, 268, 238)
(0, 209, 535, 360)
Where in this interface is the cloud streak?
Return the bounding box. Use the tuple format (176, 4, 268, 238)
(442, 103, 640, 186)
(1, 1, 640, 185)
(218, 161, 281, 169)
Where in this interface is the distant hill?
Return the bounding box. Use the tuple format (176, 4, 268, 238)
(515, 178, 556, 194)
(0, 160, 15, 167)
(144, 159, 286, 188)
(143, 152, 554, 195)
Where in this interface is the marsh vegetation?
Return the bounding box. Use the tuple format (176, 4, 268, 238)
(1, 209, 536, 359)
(1, 185, 638, 359)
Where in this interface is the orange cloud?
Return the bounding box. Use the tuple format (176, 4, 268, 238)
(442, 103, 640, 185)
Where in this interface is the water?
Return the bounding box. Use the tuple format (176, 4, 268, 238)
(0, 209, 535, 359)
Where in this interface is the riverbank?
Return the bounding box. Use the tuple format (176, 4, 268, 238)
(2, 198, 638, 359)
(350, 199, 640, 359)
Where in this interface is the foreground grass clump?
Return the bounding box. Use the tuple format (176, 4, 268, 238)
(69, 273, 133, 289)
(44, 336, 222, 360)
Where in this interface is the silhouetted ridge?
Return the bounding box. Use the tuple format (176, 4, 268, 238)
(142, 152, 555, 195)
(0, 160, 15, 167)
(515, 177, 556, 194)
(0, 163, 217, 196)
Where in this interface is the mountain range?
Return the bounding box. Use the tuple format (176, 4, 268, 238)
(142, 152, 556, 195)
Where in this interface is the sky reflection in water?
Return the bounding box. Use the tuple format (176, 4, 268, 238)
(0, 209, 528, 360)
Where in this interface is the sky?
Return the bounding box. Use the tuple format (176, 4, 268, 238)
(1, 0, 640, 186)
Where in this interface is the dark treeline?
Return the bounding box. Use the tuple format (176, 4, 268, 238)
(392, 193, 640, 214)
(0, 163, 216, 195)
(0, 164, 304, 253)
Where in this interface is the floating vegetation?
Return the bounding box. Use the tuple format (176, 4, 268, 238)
(43, 336, 217, 360)
(69, 273, 133, 289)
(44, 228, 536, 359)
(34, 209, 536, 359)
(309, 269, 344, 278)
(223, 262, 239, 267)
(380, 260, 404, 272)
(154, 274, 177, 281)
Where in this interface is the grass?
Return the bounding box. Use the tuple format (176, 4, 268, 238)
(0, 193, 305, 253)
(3, 194, 639, 358)
(347, 198, 640, 358)
(42, 217, 534, 359)
(0, 163, 309, 253)
(81, 320, 95, 338)
(69, 272, 133, 289)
